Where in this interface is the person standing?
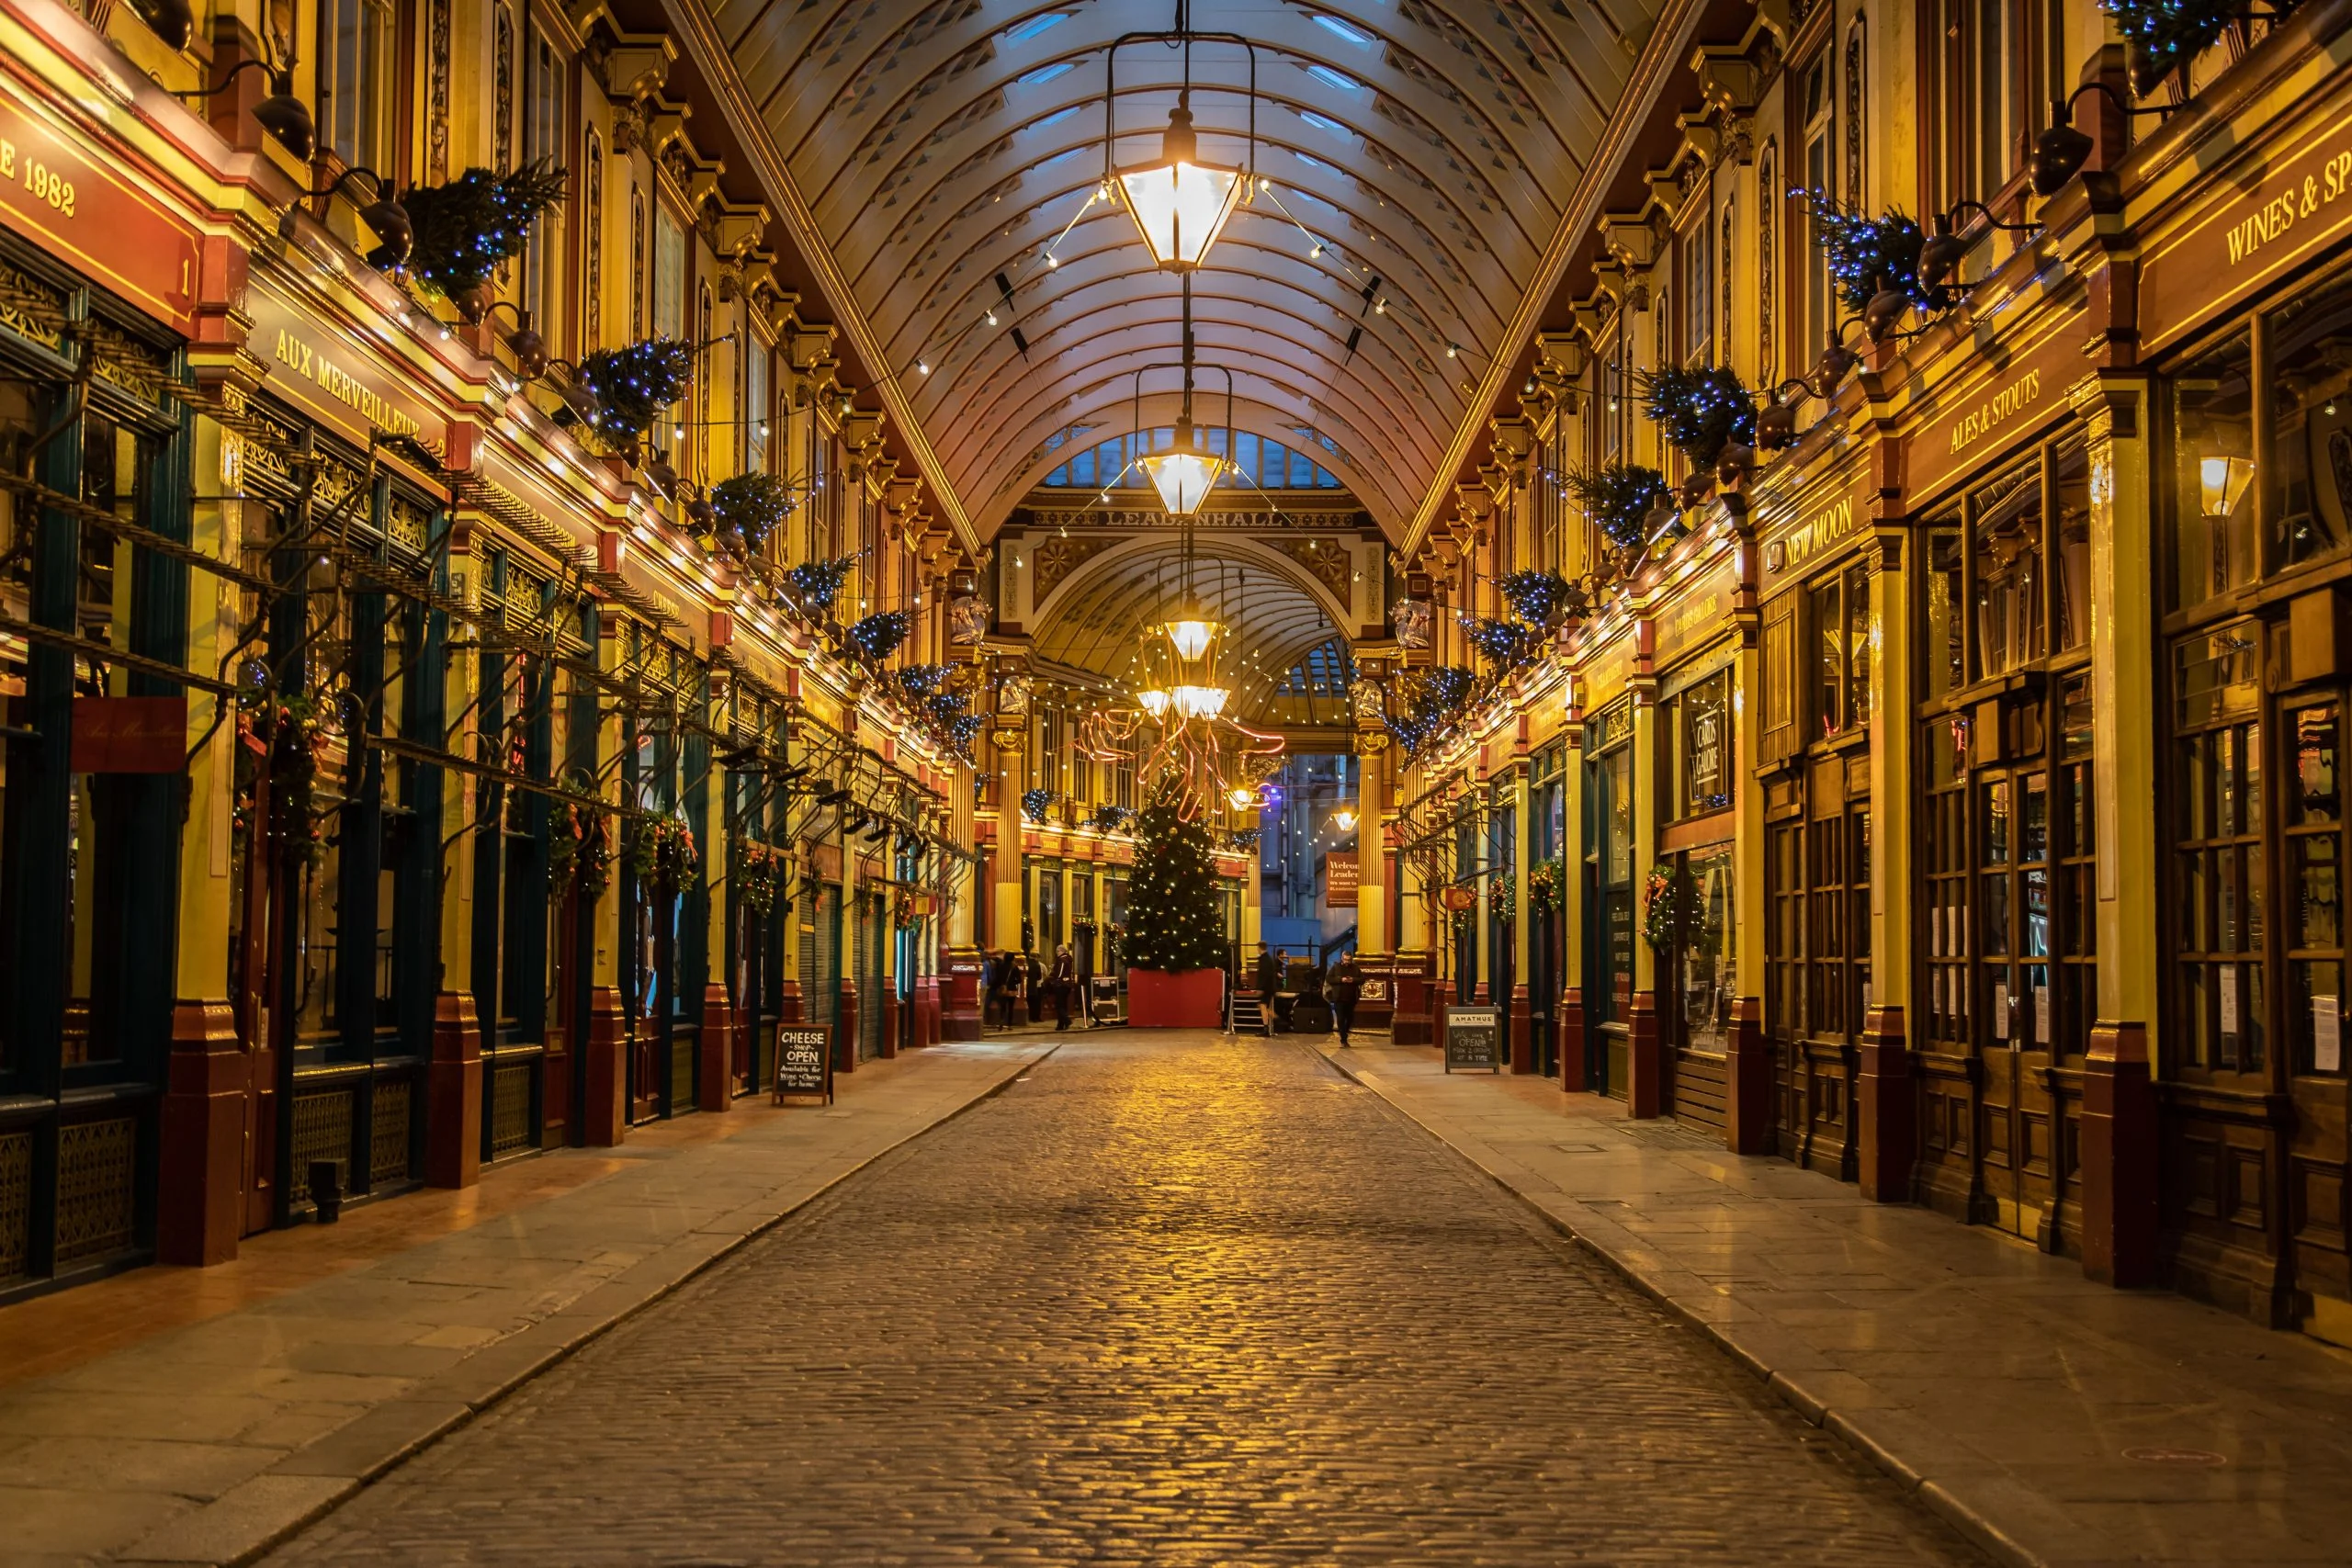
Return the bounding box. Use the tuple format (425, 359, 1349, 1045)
(987, 951, 1014, 1030)
(1025, 949, 1046, 1024)
(1329, 954, 1363, 1048)
(1049, 943, 1077, 1031)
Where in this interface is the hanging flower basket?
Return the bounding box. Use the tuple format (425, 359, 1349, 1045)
(709, 470, 793, 554)
(1797, 191, 1946, 314)
(548, 797, 613, 901)
(1528, 855, 1566, 913)
(1637, 365, 1758, 472)
(397, 161, 568, 302)
(628, 812, 701, 892)
(1022, 787, 1056, 824)
(1564, 462, 1673, 549)
(1090, 804, 1134, 833)
(1487, 874, 1518, 923)
(785, 555, 856, 615)
(576, 337, 694, 441)
(736, 839, 786, 917)
(847, 609, 911, 662)
(1498, 569, 1582, 628)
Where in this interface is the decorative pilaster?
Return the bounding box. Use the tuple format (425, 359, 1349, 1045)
(580, 986, 628, 1145)
(697, 983, 733, 1111)
(1724, 997, 1773, 1154)
(1859, 517, 1916, 1198)
(2076, 369, 2163, 1282)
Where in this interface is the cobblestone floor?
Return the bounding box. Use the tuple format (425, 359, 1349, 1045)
(266, 1035, 1980, 1567)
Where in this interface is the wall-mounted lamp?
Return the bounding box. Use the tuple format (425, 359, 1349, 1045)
(173, 60, 314, 164)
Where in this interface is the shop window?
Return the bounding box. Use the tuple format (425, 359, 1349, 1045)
(744, 330, 771, 476)
(1973, 463, 2043, 678)
(1677, 848, 1736, 1055)
(1923, 713, 1972, 1050)
(2056, 677, 2097, 1055)
(2171, 624, 2265, 1072)
(1811, 559, 1872, 739)
(2168, 332, 2256, 610)
(1925, 526, 1965, 700)
(2289, 703, 2345, 1076)
(2052, 443, 2091, 650)
(2266, 277, 2352, 573)
(318, 0, 395, 175)
(1670, 670, 1732, 818)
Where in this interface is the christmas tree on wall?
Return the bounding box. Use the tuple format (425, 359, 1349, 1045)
(1125, 788, 1227, 973)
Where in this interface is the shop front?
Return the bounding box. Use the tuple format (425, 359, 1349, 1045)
(1753, 458, 1877, 1179)
(1650, 563, 1740, 1134)
(1579, 694, 1637, 1099)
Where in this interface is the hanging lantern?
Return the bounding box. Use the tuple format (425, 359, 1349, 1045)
(1117, 96, 1245, 271)
(1137, 417, 1225, 517)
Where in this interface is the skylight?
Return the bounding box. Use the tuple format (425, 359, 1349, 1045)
(1299, 109, 1348, 135)
(1014, 61, 1075, 86)
(1313, 15, 1373, 46)
(1305, 63, 1363, 92)
(1034, 105, 1081, 130)
(1002, 12, 1069, 43)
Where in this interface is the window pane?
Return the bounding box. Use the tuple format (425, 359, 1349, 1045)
(2267, 276, 2352, 571)
(2168, 333, 2256, 608)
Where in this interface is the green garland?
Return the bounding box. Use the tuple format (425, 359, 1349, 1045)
(547, 797, 612, 902)
(1487, 874, 1518, 923)
(400, 161, 568, 300)
(577, 337, 693, 440)
(709, 471, 794, 553)
(1643, 863, 1703, 953)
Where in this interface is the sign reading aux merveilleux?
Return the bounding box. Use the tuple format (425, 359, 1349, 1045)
(773, 1027, 833, 1105)
(1444, 1006, 1502, 1074)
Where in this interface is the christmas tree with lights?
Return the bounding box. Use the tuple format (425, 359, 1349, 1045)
(1125, 789, 1227, 972)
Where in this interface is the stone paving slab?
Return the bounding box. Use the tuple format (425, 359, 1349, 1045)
(1317, 1040, 2352, 1568)
(0, 1041, 1051, 1568)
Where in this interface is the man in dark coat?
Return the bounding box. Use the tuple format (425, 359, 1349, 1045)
(1329, 955, 1363, 1047)
(1049, 944, 1077, 1031)
(1025, 950, 1046, 1024)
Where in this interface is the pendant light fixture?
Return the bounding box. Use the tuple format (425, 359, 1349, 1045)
(1104, 2, 1260, 272)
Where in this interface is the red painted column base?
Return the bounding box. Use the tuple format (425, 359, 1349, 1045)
(2081, 1020, 2160, 1287)
(880, 987, 900, 1059)
(579, 986, 628, 1147)
(1724, 996, 1774, 1156)
(1391, 958, 1433, 1046)
(698, 985, 734, 1112)
(157, 999, 244, 1267)
(778, 978, 805, 1027)
(1558, 987, 1587, 1091)
(1509, 985, 1534, 1074)
(425, 991, 483, 1190)
(1627, 990, 1661, 1119)
(837, 980, 861, 1074)
(1857, 1004, 1917, 1202)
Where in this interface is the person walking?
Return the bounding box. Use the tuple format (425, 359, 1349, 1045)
(1025, 949, 1046, 1025)
(987, 951, 1014, 1031)
(1049, 943, 1077, 1031)
(1329, 954, 1363, 1048)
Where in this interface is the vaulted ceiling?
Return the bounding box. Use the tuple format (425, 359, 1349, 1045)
(696, 0, 1665, 541)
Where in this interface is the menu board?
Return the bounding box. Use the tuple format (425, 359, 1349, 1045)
(1444, 1006, 1502, 1073)
(772, 1026, 833, 1104)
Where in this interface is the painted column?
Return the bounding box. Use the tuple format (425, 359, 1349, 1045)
(1392, 783, 1433, 1045)
(580, 617, 628, 1145)
(2076, 371, 2162, 1286)
(160, 417, 244, 1265)
(426, 536, 482, 1190)
(943, 755, 984, 1040)
(1510, 762, 1535, 1072)
(1858, 521, 1917, 1200)
(1558, 718, 1587, 1089)
(1355, 745, 1392, 1030)
(1725, 622, 1773, 1152)
(697, 677, 734, 1111)
(1627, 696, 1661, 1117)
(991, 739, 1025, 969)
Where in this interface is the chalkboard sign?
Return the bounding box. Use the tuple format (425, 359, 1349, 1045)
(772, 1026, 833, 1104)
(1444, 1006, 1502, 1074)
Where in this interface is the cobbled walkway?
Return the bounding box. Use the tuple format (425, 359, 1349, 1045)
(266, 1034, 1980, 1567)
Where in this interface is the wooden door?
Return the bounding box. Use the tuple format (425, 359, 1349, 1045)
(1976, 771, 2060, 1239)
(1766, 816, 1805, 1156)
(2283, 698, 2352, 1312)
